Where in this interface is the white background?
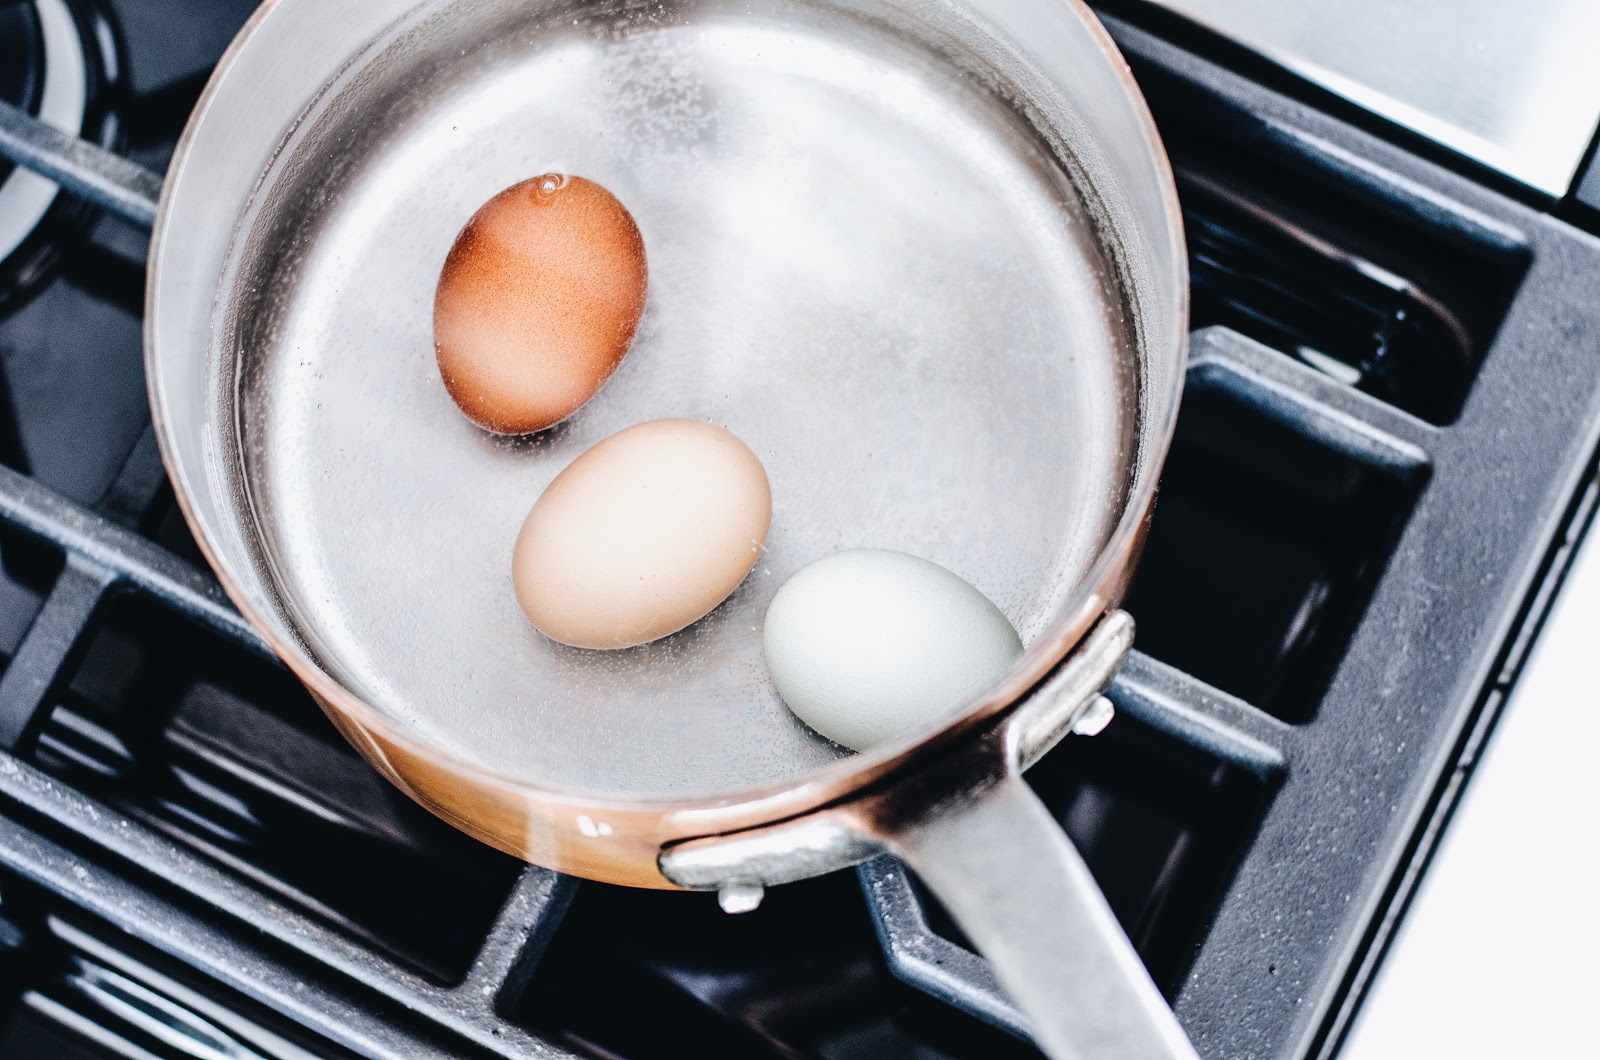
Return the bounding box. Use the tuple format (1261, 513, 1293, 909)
(1341, 520, 1600, 1057)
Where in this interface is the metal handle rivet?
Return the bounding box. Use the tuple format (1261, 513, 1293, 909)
(718, 879, 765, 914)
(1070, 695, 1115, 737)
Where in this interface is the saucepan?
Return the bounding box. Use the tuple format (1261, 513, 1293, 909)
(144, 0, 1192, 1054)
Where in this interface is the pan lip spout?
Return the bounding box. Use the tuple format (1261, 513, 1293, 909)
(143, 0, 1187, 882)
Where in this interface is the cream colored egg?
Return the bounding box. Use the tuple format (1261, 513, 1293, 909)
(513, 419, 771, 649)
(763, 549, 1023, 750)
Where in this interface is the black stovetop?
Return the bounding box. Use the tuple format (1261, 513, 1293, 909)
(2, 2, 1599, 1058)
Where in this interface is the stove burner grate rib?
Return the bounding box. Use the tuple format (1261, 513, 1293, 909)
(0, 101, 160, 232)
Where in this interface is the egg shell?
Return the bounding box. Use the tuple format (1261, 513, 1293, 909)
(763, 549, 1022, 751)
(513, 419, 771, 649)
(433, 174, 648, 434)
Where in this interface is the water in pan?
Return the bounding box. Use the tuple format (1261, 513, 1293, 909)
(223, 0, 1138, 795)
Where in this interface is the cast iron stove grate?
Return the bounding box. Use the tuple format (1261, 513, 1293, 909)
(1, 3, 1598, 1058)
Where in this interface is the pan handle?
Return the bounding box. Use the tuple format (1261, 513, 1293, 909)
(660, 611, 1197, 1059)
(886, 769, 1201, 1060)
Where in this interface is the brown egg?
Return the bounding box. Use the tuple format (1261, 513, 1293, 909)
(513, 419, 772, 650)
(433, 174, 647, 434)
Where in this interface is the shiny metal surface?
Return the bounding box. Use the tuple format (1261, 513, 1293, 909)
(1012, 609, 1131, 769)
(660, 814, 883, 890)
(660, 609, 1195, 1058)
(150, 0, 1185, 810)
(852, 609, 1194, 1059)
(1152, 0, 1600, 195)
(235, 0, 1129, 795)
(144, 0, 1190, 1052)
(243, 0, 1132, 797)
(891, 773, 1200, 1060)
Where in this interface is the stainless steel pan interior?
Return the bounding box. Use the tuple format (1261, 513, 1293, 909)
(151, 0, 1182, 803)
(147, 0, 1190, 1054)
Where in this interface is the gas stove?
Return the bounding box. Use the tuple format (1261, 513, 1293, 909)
(1, 2, 1598, 1058)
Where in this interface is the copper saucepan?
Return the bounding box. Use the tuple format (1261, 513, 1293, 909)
(145, 0, 1192, 1054)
